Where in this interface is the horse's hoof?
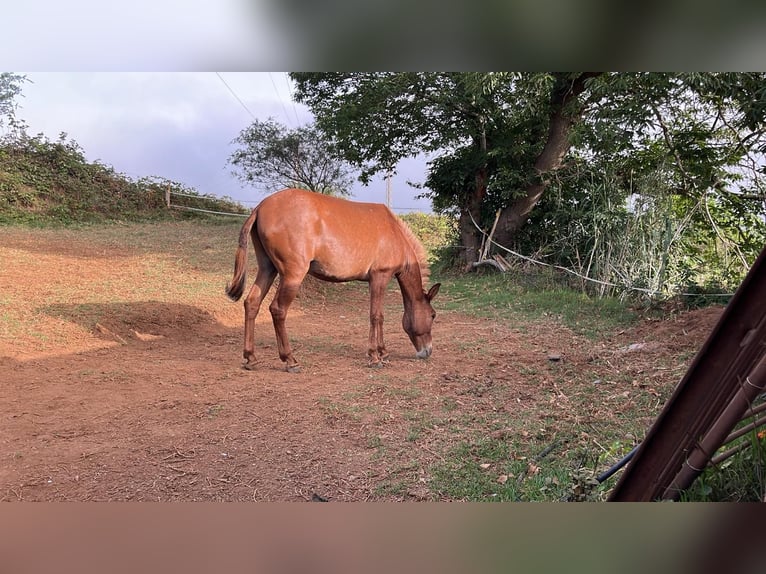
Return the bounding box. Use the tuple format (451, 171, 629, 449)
(242, 361, 258, 371)
(286, 364, 301, 374)
(367, 360, 385, 369)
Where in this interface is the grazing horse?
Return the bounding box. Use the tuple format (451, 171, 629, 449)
(225, 188, 441, 372)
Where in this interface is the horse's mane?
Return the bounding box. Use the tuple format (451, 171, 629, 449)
(394, 214, 431, 286)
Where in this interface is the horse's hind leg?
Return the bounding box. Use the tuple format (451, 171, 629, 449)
(269, 276, 304, 373)
(242, 262, 277, 370)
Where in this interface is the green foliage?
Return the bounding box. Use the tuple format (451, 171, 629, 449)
(291, 72, 523, 186)
(682, 432, 766, 502)
(511, 73, 766, 297)
(229, 117, 354, 196)
(398, 211, 457, 262)
(0, 132, 244, 225)
(0, 73, 28, 133)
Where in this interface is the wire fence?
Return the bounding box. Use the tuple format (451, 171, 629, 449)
(167, 189, 426, 216)
(166, 189, 249, 217)
(169, 204, 249, 217)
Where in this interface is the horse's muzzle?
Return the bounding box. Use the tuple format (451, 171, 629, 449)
(416, 346, 432, 359)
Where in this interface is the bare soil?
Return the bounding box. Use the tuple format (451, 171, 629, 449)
(0, 224, 723, 501)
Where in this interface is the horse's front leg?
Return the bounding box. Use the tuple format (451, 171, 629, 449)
(367, 275, 389, 367)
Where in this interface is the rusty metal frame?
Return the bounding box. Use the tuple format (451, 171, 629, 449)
(608, 244, 766, 501)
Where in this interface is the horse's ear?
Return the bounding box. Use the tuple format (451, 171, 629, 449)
(426, 283, 441, 301)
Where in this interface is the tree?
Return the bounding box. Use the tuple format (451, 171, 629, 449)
(228, 118, 354, 196)
(0, 73, 28, 136)
(292, 74, 766, 276)
(491, 73, 601, 248)
(514, 73, 766, 293)
(290, 72, 600, 267)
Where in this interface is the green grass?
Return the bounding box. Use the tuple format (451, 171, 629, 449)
(429, 436, 577, 501)
(437, 271, 637, 338)
(307, 332, 655, 502)
(428, 430, 620, 502)
(681, 431, 766, 502)
(418, 341, 657, 502)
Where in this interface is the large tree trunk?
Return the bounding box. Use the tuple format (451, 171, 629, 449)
(459, 128, 489, 270)
(458, 205, 482, 269)
(493, 72, 602, 249)
(458, 164, 487, 270)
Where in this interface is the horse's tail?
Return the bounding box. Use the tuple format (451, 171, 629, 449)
(225, 207, 258, 301)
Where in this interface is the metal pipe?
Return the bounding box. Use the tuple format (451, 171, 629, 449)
(709, 439, 754, 467)
(597, 445, 639, 483)
(718, 412, 766, 449)
(663, 354, 766, 499)
(599, 397, 766, 485)
(608, 244, 766, 501)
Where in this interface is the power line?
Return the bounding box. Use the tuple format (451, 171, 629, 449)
(282, 73, 302, 126)
(215, 72, 256, 121)
(268, 72, 294, 127)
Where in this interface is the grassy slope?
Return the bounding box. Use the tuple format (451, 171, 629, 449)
(0, 135, 246, 225)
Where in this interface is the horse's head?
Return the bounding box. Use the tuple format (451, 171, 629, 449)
(402, 283, 441, 359)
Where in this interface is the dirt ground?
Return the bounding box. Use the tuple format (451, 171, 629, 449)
(0, 225, 724, 501)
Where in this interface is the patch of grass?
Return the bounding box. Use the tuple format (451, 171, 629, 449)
(206, 404, 225, 418)
(374, 480, 409, 497)
(403, 410, 439, 442)
(431, 447, 594, 502)
(426, 412, 632, 502)
(316, 396, 370, 424)
(373, 460, 424, 498)
(438, 272, 636, 338)
(429, 437, 525, 501)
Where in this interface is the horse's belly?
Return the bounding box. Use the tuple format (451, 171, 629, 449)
(308, 259, 367, 282)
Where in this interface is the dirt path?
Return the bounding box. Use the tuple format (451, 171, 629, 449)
(0, 224, 722, 501)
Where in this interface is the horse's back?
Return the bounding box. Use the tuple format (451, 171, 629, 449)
(259, 187, 386, 218)
(255, 189, 409, 280)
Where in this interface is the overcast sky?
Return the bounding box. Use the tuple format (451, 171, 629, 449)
(15, 72, 433, 212)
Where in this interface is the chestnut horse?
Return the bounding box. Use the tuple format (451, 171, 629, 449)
(226, 188, 441, 372)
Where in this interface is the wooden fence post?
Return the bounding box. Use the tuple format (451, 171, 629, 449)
(165, 184, 171, 209)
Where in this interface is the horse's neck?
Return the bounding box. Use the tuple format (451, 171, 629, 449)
(396, 267, 424, 307)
